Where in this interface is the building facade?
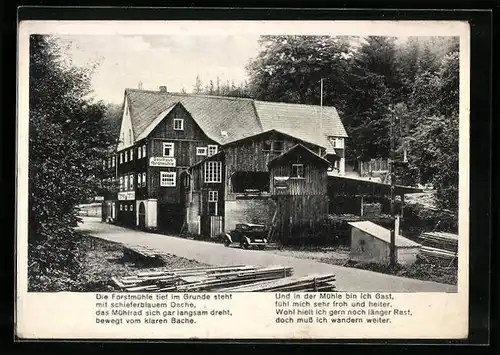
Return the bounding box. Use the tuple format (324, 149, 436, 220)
(101, 87, 349, 236)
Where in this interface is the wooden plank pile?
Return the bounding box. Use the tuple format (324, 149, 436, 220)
(111, 265, 296, 292)
(418, 232, 458, 261)
(218, 274, 337, 292)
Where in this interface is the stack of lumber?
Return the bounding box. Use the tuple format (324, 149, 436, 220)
(123, 245, 183, 266)
(418, 232, 458, 260)
(111, 265, 295, 292)
(218, 274, 337, 292)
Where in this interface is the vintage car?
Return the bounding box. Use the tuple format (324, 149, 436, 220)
(224, 223, 269, 250)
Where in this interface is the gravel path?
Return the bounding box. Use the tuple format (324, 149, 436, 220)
(77, 217, 457, 293)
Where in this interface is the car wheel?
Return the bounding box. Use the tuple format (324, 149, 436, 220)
(258, 245, 265, 250)
(224, 239, 231, 247)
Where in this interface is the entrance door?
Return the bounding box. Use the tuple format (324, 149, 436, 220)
(138, 202, 146, 230)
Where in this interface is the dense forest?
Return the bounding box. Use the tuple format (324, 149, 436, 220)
(191, 35, 460, 212)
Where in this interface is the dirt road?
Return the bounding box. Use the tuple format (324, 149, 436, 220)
(78, 217, 457, 292)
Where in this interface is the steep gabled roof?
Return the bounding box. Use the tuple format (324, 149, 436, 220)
(221, 129, 325, 151)
(267, 143, 330, 168)
(123, 89, 348, 150)
(125, 89, 262, 145)
(253, 100, 348, 155)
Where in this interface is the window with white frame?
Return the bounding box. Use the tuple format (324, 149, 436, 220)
(125, 204, 128, 211)
(163, 142, 175, 157)
(112, 156, 115, 167)
(142, 172, 146, 187)
(138, 146, 142, 159)
(130, 148, 134, 160)
(129, 174, 134, 190)
(142, 145, 146, 158)
(208, 190, 218, 216)
(119, 176, 124, 191)
(103, 159, 106, 168)
(130, 204, 134, 212)
(160, 171, 176, 187)
(204, 161, 222, 183)
(120, 152, 123, 164)
(208, 145, 218, 157)
(196, 147, 207, 156)
(124, 150, 128, 162)
(137, 173, 142, 187)
(174, 118, 184, 130)
(291, 164, 305, 179)
(107, 158, 111, 168)
(120, 204, 123, 211)
(124, 175, 129, 190)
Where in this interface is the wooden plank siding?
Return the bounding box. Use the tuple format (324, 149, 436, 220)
(146, 104, 219, 204)
(223, 131, 323, 200)
(269, 163, 327, 196)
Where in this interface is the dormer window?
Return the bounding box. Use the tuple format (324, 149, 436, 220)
(174, 118, 184, 131)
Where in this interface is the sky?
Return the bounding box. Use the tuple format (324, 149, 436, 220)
(56, 35, 262, 104)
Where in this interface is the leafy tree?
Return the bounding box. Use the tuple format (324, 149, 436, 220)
(246, 35, 353, 112)
(28, 35, 114, 291)
(193, 75, 203, 93)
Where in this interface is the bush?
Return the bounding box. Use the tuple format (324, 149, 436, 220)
(402, 203, 458, 234)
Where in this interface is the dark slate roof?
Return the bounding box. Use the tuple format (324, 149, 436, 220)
(124, 89, 347, 149)
(254, 100, 348, 155)
(267, 143, 330, 167)
(125, 89, 262, 145)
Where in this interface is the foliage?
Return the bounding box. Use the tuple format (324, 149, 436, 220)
(28, 35, 114, 291)
(244, 35, 460, 212)
(192, 75, 252, 98)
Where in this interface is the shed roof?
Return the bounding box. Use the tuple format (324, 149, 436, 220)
(328, 174, 423, 196)
(267, 143, 331, 167)
(348, 221, 421, 248)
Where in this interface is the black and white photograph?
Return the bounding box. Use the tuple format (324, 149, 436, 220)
(17, 18, 471, 339)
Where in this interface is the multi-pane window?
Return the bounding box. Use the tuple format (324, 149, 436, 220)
(130, 204, 134, 212)
(142, 145, 147, 158)
(112, 156, 116, 167)
(138, 146, 142, 159)
(263, 140, 284, 152)
(120, 204, 123, 211)
(142, 172, 146, 187)
(125, 204, 128, 211)
(163, 142, 174, 157)
(160, 171, 176, 187)
(208, 145, 218, 157)
(174, 118, 184, 130)
(130, 148, 134, 161)
(208, 190, 218, 216)
(124, 175, 129, 190)
(129, 174, 134, 190)
(196, 147, 207, 156)
(137, 173, 142, 187)
(124, 150, 128, 162)
(204, 161, 222, 183)
(291, 164, 305, 179)
(119, 176, 124, 191)
(120, 152, 123, 164)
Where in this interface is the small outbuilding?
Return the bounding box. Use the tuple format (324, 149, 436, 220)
(348, 221, 421, 265)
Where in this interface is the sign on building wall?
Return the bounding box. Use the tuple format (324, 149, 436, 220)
(149, 157, 176, 167)
(118, 191, 136, 200)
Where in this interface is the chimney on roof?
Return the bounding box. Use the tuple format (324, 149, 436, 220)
(159, 86, 167, 92)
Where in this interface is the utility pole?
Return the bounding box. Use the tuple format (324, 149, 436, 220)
(389, 107, 397, 267)
(320, 78, 324, 107)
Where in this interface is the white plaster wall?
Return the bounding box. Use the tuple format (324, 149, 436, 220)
(117, 97, 135, 151)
